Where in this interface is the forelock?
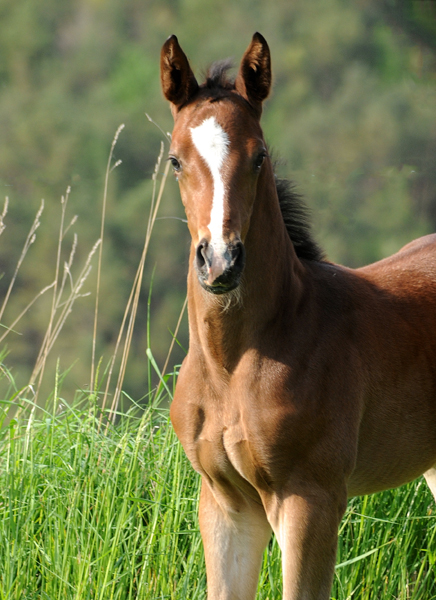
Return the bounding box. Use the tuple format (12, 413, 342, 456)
(203, 59, 235, 91)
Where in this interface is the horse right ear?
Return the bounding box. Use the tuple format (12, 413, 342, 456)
(160, 35, 199, 114)
(235, 32, 271, 116)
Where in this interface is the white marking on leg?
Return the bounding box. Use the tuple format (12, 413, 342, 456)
(424, 468, 436, 501)
(190, 117, 229, 253)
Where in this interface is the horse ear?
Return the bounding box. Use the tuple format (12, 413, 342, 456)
(235, 33, 271, 115)
(160, 35, 199, 113)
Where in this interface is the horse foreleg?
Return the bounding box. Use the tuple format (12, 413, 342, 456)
(424, 467, 436, 501)
(266, 484, 347, 600)
(199, 478, 272, 600)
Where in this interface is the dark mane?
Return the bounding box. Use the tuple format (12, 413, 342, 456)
(275, 177, 324, 262)
(200, 62, 324, 262)
(203, 59, 235, 90)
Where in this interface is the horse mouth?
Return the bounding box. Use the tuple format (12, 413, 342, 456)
(198, 274, 242, 295)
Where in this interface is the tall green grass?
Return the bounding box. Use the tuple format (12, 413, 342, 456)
(0, 128, 435, 599)
(0, 370, 205, 600)
(0, 378, 435, 599)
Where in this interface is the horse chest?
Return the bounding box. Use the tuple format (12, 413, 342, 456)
(171, 360, 296, 494)
(195, 412, 273, 498)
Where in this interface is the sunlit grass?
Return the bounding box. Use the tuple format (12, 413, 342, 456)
(0, 377, 435, 599)
(0, 369, 204, 600)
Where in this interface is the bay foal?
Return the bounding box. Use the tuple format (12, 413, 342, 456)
(160, 33, 436, 599)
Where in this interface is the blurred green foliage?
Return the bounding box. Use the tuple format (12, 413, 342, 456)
(0, 0, 435, 400)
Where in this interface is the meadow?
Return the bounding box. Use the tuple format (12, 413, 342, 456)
(0, 137, 435, 600)
(0, 373, 435, 599)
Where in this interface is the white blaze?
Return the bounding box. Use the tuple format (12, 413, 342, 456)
(190, 117, 229, 252)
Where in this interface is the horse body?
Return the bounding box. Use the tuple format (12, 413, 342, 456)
(161, 33, 436, 600)
(173, 234, 436, 498)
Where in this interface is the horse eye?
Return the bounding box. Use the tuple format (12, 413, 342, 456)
(168, 156, 181, 172)
(254, 151, 267, 171)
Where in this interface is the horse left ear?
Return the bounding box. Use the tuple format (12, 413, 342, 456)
(160, 35, 199, 114)
(235, 32, 271, 115)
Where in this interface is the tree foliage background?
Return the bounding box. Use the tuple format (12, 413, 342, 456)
(0, 0, 435, 400)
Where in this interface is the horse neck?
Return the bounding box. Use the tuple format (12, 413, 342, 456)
(187, 162, 305, 372)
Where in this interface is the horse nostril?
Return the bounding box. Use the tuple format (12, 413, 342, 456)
(232, 241, 245, 270)
(196, 238, 210, 271)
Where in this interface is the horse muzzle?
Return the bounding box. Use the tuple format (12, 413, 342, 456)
(195, 238, 245, 294)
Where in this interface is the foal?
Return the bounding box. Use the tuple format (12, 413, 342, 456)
(160, 32, 436, 599)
